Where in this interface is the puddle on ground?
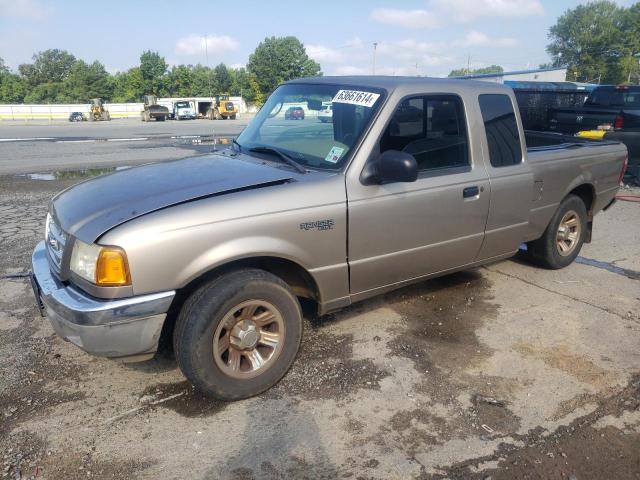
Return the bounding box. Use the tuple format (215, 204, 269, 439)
(385, 270, 498, 377)
(17, 166, 130, 181)
(576, 256, 640, 280)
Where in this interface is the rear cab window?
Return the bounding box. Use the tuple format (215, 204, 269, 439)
(380, 95, 470, 173)
(478, 94, 523, 167)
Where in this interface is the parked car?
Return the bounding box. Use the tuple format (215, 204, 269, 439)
(31, 77, 627, 400)
(284, 106, 305, 120)
(318, 103, 333, 122)
(68, 112, 86, 122)
(548, 85, 640, 133)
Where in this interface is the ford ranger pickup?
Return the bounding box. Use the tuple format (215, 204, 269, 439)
(31, 77, 628, 399)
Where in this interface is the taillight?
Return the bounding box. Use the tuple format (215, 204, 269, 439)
(614, 115, 624, 129)
(619, 154, 628, 185)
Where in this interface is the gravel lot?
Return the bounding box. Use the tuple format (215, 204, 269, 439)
(1, 123, 639, 479)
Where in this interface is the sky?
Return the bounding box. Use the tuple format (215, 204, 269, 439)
(0, 0, 634, 78)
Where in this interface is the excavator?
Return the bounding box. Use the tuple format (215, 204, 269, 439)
(207, 95, 237, 120)
(88, 98, 111, 121)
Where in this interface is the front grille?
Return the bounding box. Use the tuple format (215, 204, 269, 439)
(46, 216, 68, 273)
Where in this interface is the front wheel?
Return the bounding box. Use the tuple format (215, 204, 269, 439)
(526, 194, 587, 269)
(174, 269, 303, 400)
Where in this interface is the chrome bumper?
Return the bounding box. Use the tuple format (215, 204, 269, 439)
(31, 241, 175, 359)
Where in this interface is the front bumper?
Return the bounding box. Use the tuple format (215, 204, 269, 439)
(31, 241, 175, 359)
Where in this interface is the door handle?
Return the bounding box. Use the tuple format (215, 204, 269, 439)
(463, 186, 480, 198)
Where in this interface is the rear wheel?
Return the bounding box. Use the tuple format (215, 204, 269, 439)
(174, 269, 303, 400)
(230, 114, 237, 120)
(526, 194, 587, 269)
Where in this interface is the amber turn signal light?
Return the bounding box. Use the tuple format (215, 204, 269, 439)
(96, 247, 131, 286)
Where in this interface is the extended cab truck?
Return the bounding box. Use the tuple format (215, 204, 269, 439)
(31, 77, 627, 400)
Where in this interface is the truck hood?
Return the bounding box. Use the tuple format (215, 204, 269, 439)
(51, 154, 294, 242)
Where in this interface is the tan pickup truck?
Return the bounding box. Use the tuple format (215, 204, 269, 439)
(31, 77, 627, 399)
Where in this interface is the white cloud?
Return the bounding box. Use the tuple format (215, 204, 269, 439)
(176, 34, 239, 56)
(453, 31, 517, 48)
(0, 0, 48, 19)
(370, 8, 440, 29)
(430, 0, 543, 23)
(376, 39, 452, 67)
(333, 65, 370, 76)
(306, 44, 346, 64)
(346, 36, 364, 49)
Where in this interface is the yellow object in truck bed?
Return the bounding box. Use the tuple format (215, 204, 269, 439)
(576, 130, 607, 140)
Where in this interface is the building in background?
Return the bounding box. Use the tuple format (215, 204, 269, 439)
(454, 67, 568, 83)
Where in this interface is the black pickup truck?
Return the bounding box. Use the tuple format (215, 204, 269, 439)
(548, 85, 640, 133)
(548, 85, 639, 180)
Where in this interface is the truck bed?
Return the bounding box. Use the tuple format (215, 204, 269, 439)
(524, 130, 620, 151)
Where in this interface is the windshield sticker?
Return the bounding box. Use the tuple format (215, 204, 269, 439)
(332, 90, 380, 108)
(325, 146, 345, 164)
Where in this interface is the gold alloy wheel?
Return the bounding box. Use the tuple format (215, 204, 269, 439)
(213, 300, 286, 379)
(556, 210, 581, 256)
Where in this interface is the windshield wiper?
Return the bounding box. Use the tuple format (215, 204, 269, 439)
(232, 138, 242, 152)
(248, 146, 307, 174)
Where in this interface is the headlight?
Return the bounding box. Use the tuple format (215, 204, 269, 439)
(70, 240, 131, 286)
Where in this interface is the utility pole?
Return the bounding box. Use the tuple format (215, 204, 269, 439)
(466, 55, 471, 76)
(415, 62, 419, 76)
(203, 35, 213, 99)
(372, 42, 378, 75)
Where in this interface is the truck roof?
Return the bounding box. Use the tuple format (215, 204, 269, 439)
(287, 75, 512, 94)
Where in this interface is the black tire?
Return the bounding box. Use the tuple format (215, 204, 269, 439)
(174, 269, 303, 400)
(230, 114, 236, 120)
(526, 194, 587, 269)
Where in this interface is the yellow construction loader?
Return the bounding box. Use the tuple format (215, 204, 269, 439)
(207, 95, 237, 120)
(88, 98, 111, 121)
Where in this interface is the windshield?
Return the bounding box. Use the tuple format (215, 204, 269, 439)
(176, 102, 190, 108)
(236, 83, 384, 170)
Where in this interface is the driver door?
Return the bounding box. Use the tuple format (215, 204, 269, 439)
(347, 94, 490, 295)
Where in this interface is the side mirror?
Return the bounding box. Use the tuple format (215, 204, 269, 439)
(361, 150, 418, 185)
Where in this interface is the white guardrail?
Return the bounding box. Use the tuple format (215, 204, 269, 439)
(0, 103, 144, 120)
(0, 96, 247, 120)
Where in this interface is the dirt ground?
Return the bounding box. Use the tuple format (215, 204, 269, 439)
(1, 173, 639, 480)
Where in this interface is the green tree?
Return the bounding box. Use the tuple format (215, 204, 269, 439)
(139, 50, 167, 95)
(247, 36, 321, 96)
(19, 49, 77, 86)
(0, 57, 8, 73)
(213, 63, 232, 93)
(0, 72, 26, 102)
(448, 65, 504, 77)
(24, 82, 69, 103)
(166, 65, 196, 97)
(546, 1, 634, 83)
(65, 60, 112, 102)
(111, 67, 145, 102)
